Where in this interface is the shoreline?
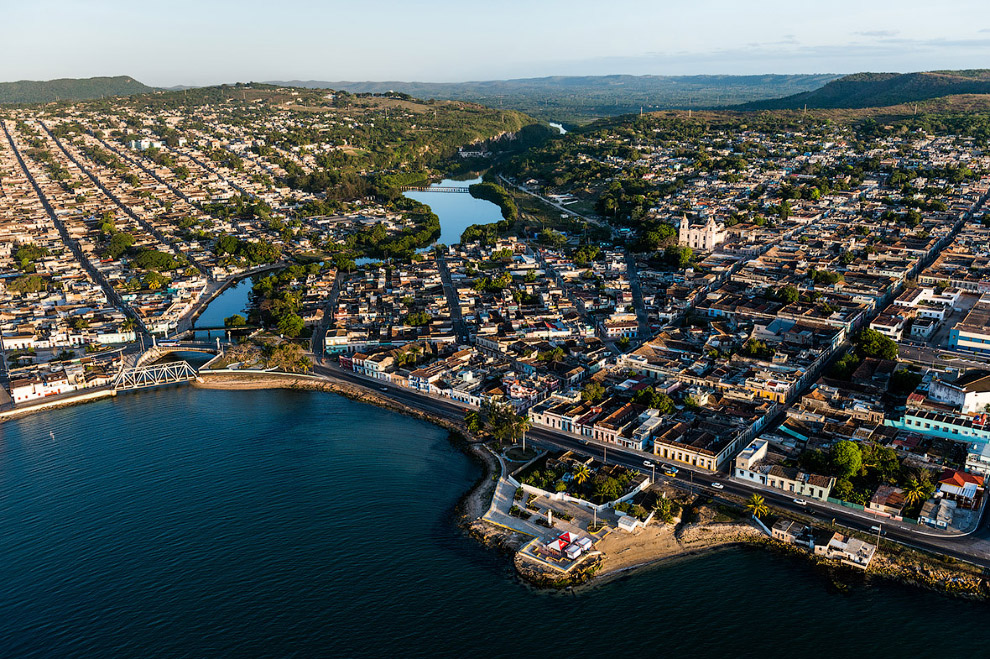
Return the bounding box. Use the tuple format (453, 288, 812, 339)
(5, 369, 990, 601)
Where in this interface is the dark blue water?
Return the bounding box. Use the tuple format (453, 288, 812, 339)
(403, 177, 503, 246)
(1, 389, 987, 658)
(192, 278, 253, 342)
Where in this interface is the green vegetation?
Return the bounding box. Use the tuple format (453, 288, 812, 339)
(745, 494, 770, 519)
(468, 182, 518, 221)
(224, 314, 247, 328)
(581, 381, 606, 403)
(7, 274, 49, 294)
(0, 75, 153, 104)
(403, 311, 432, 327)
(630, 387, 674, 414)
(13, 243, 50, 271)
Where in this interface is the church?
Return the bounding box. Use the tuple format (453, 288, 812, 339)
(678, 214, 727, 251)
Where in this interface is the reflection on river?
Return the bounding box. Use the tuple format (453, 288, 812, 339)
(403, 176, 503, 246)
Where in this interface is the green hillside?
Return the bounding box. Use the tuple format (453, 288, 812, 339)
(0, 76, 154, 104)
(738, 70, 990, 110)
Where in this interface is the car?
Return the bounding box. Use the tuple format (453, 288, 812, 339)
(643, 460, 654, 467)
(663, 466, 679, 477)
(793, 498, 808, 506)
(710, 482, 724, 490)
(380, 386, 388, 391)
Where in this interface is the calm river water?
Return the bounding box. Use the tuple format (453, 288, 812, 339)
(403, 177, 503, 246)
(0, 388, 987, 658)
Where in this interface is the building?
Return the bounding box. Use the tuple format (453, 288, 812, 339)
(919, 498, 956, 529)
(949, 297, 990, 355)
(937, 469, 985, 509)
(733, 438, 835, 501)
(678, 214, 726, 252)
(814, 532, 877, 570)
(868, 485, 907, 518)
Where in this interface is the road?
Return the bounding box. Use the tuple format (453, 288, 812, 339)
(313, 360, 990, 568)
(437, 256, 470, 343)
(623, 251, 650, 340)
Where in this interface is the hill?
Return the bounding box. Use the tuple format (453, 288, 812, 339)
(0, 76, 154, 104)
(266, 74, 841, 124)
(738, 70, 990, 110)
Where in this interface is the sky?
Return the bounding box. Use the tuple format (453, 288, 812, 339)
(2, 0, 989, 86)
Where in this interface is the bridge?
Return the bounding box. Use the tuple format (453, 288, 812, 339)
(112, 361, 199, 391)
(400, 186, 470, 193)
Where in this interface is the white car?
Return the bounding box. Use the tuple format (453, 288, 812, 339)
(710, 482, 724, 490)
(380, 386, 388, 391)
(643, 460, 654, 467)
(793, 498, 808, 506)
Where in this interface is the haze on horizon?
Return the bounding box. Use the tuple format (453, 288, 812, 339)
(2, 0, 989, 87)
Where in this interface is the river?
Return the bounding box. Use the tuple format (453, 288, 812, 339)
(402, 177, 503, 246)
(190, 277, 254, 342)
(0, 389, 987, 657)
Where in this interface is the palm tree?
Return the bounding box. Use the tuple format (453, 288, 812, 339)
(746, 494, 770, 519)
(516, 415, 532, 451)
(573, 464, 591, 486)
(903, 478, 927, 507)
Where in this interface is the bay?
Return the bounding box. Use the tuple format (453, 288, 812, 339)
(0, 389, 986, 658)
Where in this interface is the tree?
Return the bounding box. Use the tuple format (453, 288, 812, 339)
(594, 475, 622, 502)
(746, 494, 770, 519)
(890, 368, 923, 395)
(224, 314, 247, 328)
(631, 386, 674, 414)
(515, 415, 532, 449)
(581, 381, 606, 403)
(903, 478, 927, 507)
(776, 285, 800, 304)
(573, 464, 591, 485)
(663, 244, 693, 269)
(830, 440, 863, 479)
(105, 232, 135, 259)
(276, 313, 305, 338)
(464, 410, 482, 434)
(854, 328, 898, 360)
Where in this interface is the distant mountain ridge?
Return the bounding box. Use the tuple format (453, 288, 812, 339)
(0, 76, 155, 104)
(738, 70, 990, 110)
(265, 74, 841, 123)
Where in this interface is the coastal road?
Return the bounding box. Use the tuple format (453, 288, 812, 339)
(314, 361, 990, 567)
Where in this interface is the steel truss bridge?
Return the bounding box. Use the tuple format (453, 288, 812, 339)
(112, 361, 199, 391)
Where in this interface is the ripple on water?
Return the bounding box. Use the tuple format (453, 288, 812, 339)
(2, 389, 989, 658)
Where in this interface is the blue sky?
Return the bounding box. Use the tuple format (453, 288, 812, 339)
(2, 0, 989, 85)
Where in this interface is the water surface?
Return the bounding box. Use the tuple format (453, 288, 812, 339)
(0, 389, 987, 658)
(403, 177, 503, 246)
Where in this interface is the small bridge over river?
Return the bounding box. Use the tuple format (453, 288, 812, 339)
(112, 361, 200, 391)
(399, 186, 470, 193)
